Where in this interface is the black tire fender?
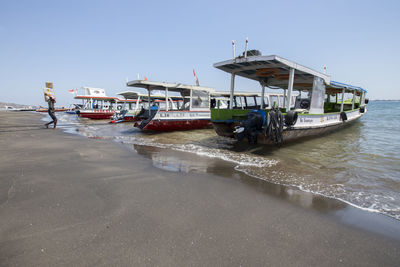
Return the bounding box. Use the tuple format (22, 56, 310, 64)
(284, 110, 298, 127)
(340, 111, 347, 121)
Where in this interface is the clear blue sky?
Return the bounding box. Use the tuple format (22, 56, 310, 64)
(1, 0, 399, 106)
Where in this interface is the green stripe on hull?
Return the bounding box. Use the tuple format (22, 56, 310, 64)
(211, 108, 252, 122)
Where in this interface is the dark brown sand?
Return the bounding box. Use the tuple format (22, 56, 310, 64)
(0, 111, 399, 266)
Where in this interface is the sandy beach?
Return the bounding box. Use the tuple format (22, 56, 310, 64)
(1, 111, 399, 266)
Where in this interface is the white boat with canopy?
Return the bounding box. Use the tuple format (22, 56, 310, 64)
(111, 90, 183, 123)
(75, 87, 137, 120)
(126, 80, 215, 131)
(211, 49, 368, 145)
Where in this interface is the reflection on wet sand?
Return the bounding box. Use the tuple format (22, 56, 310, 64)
(133, 144, 346, 213)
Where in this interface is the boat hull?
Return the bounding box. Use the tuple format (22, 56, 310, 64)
(79, 109, 115, 119)
(212, 109, 365, 144)
(138, 110, 212, 132)
(142, 119, 211, 131)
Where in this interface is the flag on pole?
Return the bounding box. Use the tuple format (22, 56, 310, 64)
(193, 69, 200, 86)
(68, 89, 75, 94)
(144, 76, 148, 81)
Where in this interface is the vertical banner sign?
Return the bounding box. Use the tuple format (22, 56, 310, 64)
(43, 82, 55, 101)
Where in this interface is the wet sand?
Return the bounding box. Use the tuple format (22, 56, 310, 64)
(0, 111, 399, 266)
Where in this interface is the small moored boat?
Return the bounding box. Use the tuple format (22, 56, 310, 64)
(74, 87, 137, 120)
(110, 91, 178, 123)
(125, 80, 214, 131)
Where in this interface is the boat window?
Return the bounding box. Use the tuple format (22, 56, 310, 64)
(255, 96, 262, 109)
(291, 96, 296, 107)
(246, 96, 257, 109)
(192, 90, 209, 109)
(263, 97, 269, 107)
(174, 100, 183, 110)
(158, 101, 166, 110)
(180, 97, 190, 110)
(279, 96, 284, 107)
(233, 96, 245, 108)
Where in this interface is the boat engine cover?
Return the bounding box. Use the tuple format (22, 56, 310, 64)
(234, 110, 265, 144)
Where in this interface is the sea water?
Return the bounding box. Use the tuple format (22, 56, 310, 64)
(54, 101, 400, 220)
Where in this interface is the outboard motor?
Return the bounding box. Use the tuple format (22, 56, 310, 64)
(234, 110, 266, 144)
(138, 105, 159, 129)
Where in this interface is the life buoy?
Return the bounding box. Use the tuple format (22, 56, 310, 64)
(255, 68, 280, 77)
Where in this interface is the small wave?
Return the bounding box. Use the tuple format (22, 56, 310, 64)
(235, 165, 400, 221)
(115, 135, 278, 168)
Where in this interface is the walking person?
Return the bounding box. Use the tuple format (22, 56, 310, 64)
(45, 93, 57, 129)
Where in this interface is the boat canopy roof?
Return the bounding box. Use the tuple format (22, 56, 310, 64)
(75, 95, 117, 101)
(126, 80, 215, 93)
(74, 95, 137, 102)
(211, 91, 287, 97)
(326, 81, 367, 94)
(212, 91, 259, 97)
(214, 55, 366, 93)
(117, 91, 148, 99)
(118, 90, 182, 101)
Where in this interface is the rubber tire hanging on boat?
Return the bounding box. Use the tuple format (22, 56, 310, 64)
(299, 99, 310, 109)
(340, 111, 348, 122)
(265, 108, 284, 147)
(360, 106, 365, 113)
(365, 98, 369, 104)
(284, 110, 298, 127)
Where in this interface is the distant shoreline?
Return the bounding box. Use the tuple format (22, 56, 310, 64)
(371, 99, 400, 101)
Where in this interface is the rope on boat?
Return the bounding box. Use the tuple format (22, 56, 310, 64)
(265, 107, 284, 147)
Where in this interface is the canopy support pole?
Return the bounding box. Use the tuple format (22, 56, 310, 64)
(148, 86, 151, 116)
(260, 82, 265, 109)
(165, 88, 169, 111)
(340, 88, 345, 112)
(283, 89, 287, 108)
(361, 92, 365, 106)
(351, 91, 356, 110)
(189, 89, 193, 111)
(286, 68, 295, 112)
(230, 73, 235, 109)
